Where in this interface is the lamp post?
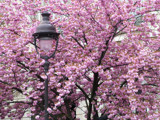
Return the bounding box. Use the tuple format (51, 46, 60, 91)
(32, 12, 60, 120)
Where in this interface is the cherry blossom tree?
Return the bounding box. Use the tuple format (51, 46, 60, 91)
(0, 0, 160, 120)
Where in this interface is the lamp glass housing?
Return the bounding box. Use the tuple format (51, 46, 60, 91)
(39, 37, 56, 52)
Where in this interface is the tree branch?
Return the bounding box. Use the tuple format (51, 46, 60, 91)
(142, 83, 158, 87)
(0, 80, 23, 94)
(97, 114, 109, 120)
(104, 63, 128, 71)
(83, 31, 88, 45)
(12, 87, 23, 93)
(8, 29, 20, 36)
(6, 101, 31, 104)
(98, 40, 109, 65)
(64, 98, 73, 120)
(72, 36, 84, 49)
(93, 103, 99, 120)
(116, 25, 127, 35)
(87, 72, 99, 120)
(0, 80, 9, 85)
(75, 83, 90, 100)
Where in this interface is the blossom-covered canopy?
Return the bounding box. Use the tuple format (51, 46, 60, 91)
(0, 0, 160, 119)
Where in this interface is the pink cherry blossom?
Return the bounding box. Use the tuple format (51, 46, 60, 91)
(0, 0, 160, 120)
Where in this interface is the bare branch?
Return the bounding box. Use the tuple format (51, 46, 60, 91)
(87, 72, 99, 120)
(71, 36, 84, 49)
(142, 83, 158, 87)
(8, 29, 20, 36)
(83, 31, 88, 45)
(75, 83, 90, 100)
(116, 25, 127, 35)
(98, 40, 109, 65)
(104, 63, 128, 71)
(0, 80, 9, 85)
(6, 101, 31, 104)
(64, 98, 73, 120)
(12, 87, 23, 93)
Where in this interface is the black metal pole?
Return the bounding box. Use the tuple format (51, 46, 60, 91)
(43, 56, 50, 120)
(44, 75, 49, 120)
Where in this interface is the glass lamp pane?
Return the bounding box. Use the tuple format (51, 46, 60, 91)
(39, 39, 53, 52)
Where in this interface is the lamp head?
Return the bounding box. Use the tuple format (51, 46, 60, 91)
(33, 12, 60, 52)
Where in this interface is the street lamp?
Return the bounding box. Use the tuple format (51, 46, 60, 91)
(32, 12, 60, 120)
